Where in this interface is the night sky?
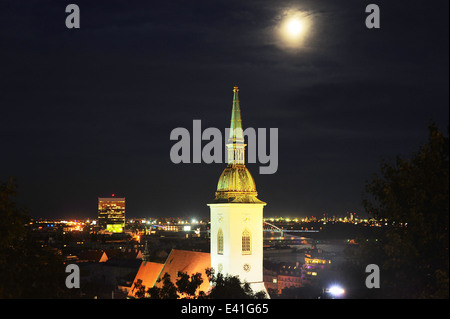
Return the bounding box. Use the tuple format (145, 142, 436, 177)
(1, 0, 448, 220)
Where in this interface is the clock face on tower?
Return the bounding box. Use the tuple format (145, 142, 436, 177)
(243, 263, 251, 272)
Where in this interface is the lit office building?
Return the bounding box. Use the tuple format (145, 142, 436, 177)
(98, 196, 126, 233)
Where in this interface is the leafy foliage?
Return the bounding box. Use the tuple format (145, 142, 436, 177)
(0, 178, 72, 298)
(176, 271, 205, 298)
(134, 271, 204, 299)
(206, 268, 267, 299)
(133, 267, 267, 299)
(362, 123, 449, 298)
(0, 177, 28, 250)
(147, 272, 179, 299)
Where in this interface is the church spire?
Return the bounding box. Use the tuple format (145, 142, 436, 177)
(212, 86, 264, 204)
(228, 86, 244, 144)
(227, 86, 246, 165)
(142, 241, 150, 262)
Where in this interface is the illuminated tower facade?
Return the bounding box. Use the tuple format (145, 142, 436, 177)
(98, 196, 126, 233)
(208, 87, 267, 294)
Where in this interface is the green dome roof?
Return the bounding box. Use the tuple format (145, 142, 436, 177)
(213, 164, 265, 204)
(210, 87, 265, 204)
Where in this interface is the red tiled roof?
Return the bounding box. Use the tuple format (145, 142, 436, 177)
(128, 249, 211, 298)
(128, 261, 164, 298)
(104, 249, 142, 259)
(77, 250, 108, 262)
(155, 249, 211, 296)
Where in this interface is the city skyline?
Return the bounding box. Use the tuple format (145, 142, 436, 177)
(1, 1, 448, 221)
(1, 1, 448, 302)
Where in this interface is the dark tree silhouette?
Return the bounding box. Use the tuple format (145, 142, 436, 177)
(147, 272, 178, 299)
(135, 271, 203, 299)
(131, 279, 146, 298)
(0, 178, 72, 298)
(361, 123, 449, 298)
(132, 267, 267, 299)
(0, 177, 27, 250)
(206, 268, 267, 299)
(176, 271, 204, 298)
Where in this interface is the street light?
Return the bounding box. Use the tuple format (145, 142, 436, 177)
(326, 285, 345, 298)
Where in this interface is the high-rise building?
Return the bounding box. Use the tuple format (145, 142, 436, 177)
(208, 86, 267, 294)
(98, 196, 125, 233)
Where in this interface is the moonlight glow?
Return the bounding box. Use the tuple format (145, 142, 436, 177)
(285, 18, 304, 37)
(278, 10, 312, 49)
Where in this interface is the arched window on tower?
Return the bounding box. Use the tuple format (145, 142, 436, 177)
(242, 229, 251, 255)
(217, 228, 223, 255)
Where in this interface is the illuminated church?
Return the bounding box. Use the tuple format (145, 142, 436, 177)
(208, 86, 267, 294)
(129, 86, 267, 297)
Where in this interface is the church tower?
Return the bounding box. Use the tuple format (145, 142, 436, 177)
(208, 86, 267, 294)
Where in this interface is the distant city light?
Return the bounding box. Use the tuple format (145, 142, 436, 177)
(327, 285, 345, 297)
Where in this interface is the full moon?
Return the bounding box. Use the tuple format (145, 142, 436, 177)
(278, 11, 312, 49)
(286, 18, 304, 37)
